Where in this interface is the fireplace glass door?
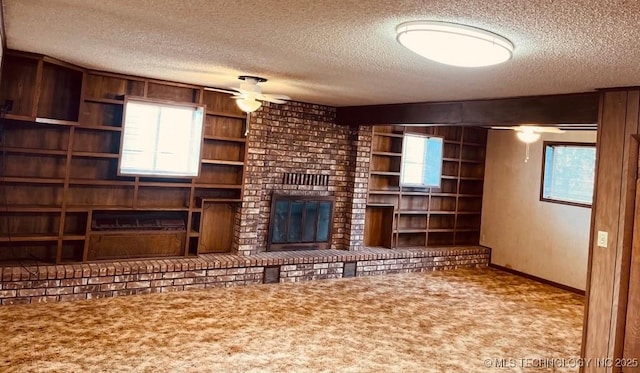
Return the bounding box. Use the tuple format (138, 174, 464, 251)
(268, 194, 333, 251)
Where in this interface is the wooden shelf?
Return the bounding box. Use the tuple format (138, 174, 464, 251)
(75, 124, 122, 132)
(138, 181, 192, 188)
(462, 142, 485, 147)
(63, 235, 86, 241)
(65, 206, 91, 212)
(429, 211, 457, 215)
(194, 183, 243, 189)
(371, 151, 402, 157)
(206, 110, 246, 119)
(373, 132, 403, 138)
(69, 179, 135, 186)
(203, 135, 246, 143)
(3, 176, 65, 184)
(3, 147, 67, 156)
(197, 198, 242, 204)
(3, 113, 36, 122)
(369, 190, 400, 195)
(395, 210, 429, 215)
(209, 198, 242, 203)
(427, 228, 456, 233)
(189, 231, 200, 237)
(201, 159, 244, 166)
(1, 205, 63, 212)
(0, 235, 59, 243)
(366, 203, 395, 208)
(35, 117, 79, 126)
(370, 171, 400, 176)
(131, 206, 190, 211)
(84, 97, 124, 105)
(395, 229, 427, 234)
(400, 191, 430, 196)
(67, 205, 132, 211)
(72, 151, 119, 158)
(67, 205, 190, 212)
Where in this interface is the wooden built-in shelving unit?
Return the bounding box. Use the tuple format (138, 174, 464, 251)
(0, 51, 246, 263)
(364, 125, 486, 248)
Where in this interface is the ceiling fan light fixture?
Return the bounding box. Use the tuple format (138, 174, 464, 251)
(516, 130, 541, 144)
(236, 98, 262, 113)
(396, 21, 514, 67)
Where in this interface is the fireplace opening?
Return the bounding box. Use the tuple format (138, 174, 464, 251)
(267, 194, 334, 251)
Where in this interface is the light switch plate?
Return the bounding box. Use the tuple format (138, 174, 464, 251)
(597, 231, 608, 248)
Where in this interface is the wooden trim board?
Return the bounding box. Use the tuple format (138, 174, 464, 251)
(489, 263, 585, 296)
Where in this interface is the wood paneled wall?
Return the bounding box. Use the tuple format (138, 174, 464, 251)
(583, 89, 640, 372)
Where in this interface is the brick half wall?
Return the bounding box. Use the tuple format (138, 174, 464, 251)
(0, 246, 491, 305)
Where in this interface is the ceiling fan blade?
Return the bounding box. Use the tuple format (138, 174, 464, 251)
(490, 125, 566, 134)
(260, 94, 290, 104)
(532, 127, 565, 133)
(204, 87, 239, 95)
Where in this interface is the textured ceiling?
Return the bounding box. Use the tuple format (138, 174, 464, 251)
(2, 0, 640, 107)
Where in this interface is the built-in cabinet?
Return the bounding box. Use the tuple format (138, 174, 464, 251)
(0, 51, 245, 263)
(364, 125, 486, 248)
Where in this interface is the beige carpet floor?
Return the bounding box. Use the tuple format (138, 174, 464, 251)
(0, 268, 584, 373)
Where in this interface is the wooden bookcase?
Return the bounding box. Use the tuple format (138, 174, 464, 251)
(0, 51, 246, 263)
(364, 125, 487, 248)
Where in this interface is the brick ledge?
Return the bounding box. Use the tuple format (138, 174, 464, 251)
(0, 246, 491, 304)
(0, 246, 490, 282)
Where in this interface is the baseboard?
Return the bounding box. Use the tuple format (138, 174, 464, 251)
(489, 263, 585, 296)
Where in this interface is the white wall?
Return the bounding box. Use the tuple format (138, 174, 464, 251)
(480, 129, 596, 291)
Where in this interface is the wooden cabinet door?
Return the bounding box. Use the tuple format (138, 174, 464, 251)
(199, 202, 236, 253)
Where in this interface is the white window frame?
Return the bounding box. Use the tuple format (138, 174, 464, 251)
(400, 133, 444, 188)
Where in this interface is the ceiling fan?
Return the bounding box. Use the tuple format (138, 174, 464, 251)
(205, 75, 290, 113)
(491, 125, 565, 162)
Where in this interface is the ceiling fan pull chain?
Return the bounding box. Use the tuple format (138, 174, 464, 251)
(525, 143, 530, 163)
(244, 113, 250, 137)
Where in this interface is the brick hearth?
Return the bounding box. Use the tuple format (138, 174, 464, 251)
(0, 246, 490, 305)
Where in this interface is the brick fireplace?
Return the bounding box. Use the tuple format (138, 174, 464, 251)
(234, 101, 371, 256)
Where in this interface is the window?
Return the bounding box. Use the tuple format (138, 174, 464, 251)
(541, 142, 596, 207)
(119, 99, 204, 177)
(401, 134, 443, 187)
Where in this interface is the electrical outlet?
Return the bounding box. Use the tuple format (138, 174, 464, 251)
(597, 231, 608, 248)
